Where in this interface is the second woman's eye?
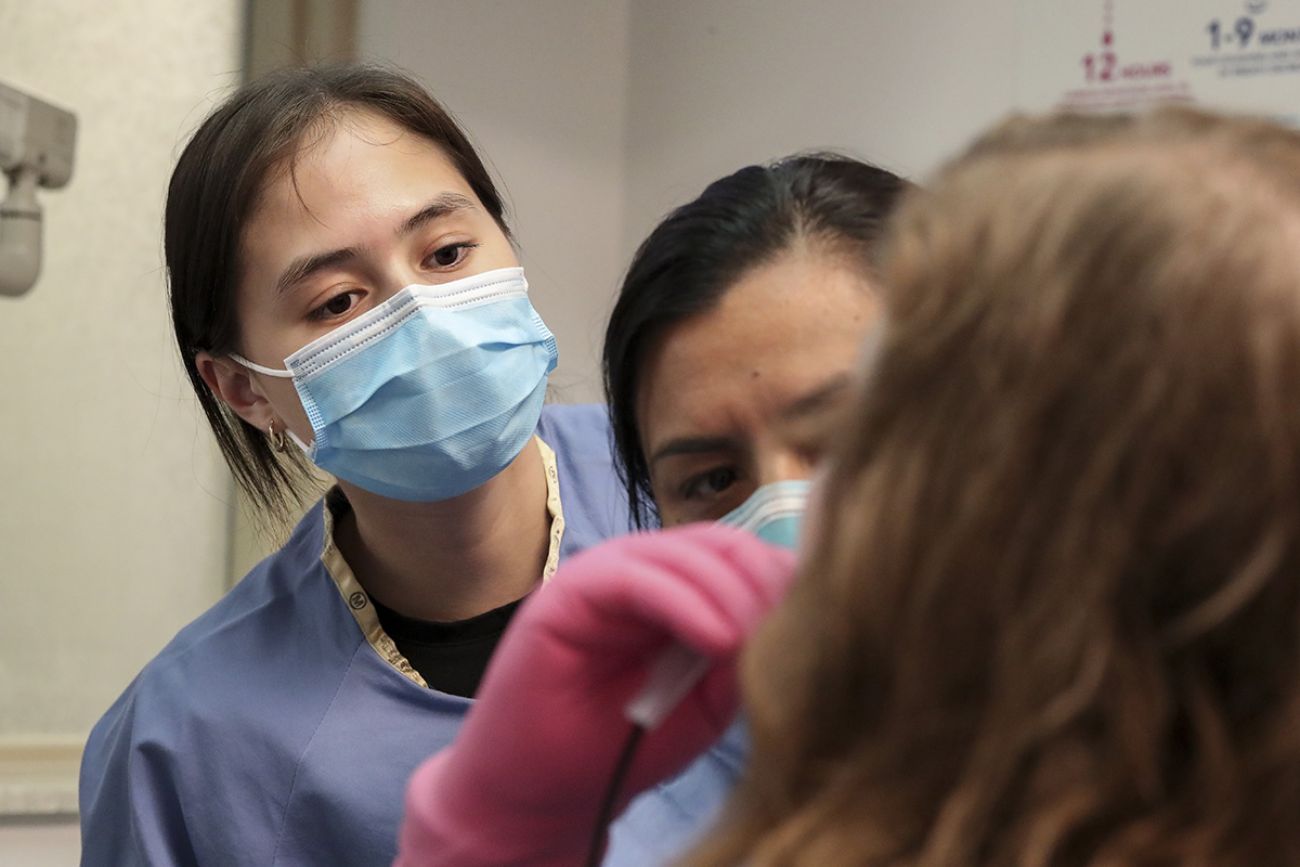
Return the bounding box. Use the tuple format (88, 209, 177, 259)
(425, 242, 479, 269)
(682, 466, 739, 502)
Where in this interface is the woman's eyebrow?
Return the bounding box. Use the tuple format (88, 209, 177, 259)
(273, 193, 480, 297)
(276, 246, 360, 296)
(649, 436, 740, 471)
(779, 373, 852, 421)
(398, 192, 478, 237)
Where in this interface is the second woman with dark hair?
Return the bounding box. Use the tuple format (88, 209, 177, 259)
(601, 152, 909, 863)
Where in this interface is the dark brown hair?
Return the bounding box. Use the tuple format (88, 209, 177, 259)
(692, 109, 1300, 866)
(166, 64, 509, 520)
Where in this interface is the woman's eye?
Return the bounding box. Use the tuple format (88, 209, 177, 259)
(683, 467, 738, 501)
(425, 242, 479, 270)
(309, 290, 363, 321)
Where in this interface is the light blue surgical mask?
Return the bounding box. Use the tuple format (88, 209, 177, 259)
(717, 479, 811, 549)
(232, 266, 557, 502)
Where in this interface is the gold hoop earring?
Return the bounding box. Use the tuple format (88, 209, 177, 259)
(267, 420, 288, 453)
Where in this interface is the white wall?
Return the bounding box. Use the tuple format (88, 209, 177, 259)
(358, 0, 632, 403)
(623, 0, 1019, 249)
(0, 0, 241, 860)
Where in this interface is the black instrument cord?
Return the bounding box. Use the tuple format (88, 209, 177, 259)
(584, 724, 646, 867)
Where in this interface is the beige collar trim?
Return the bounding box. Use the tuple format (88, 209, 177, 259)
(319, 435, 566, 688)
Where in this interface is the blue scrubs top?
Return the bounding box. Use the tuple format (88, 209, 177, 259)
(80, 403, 740, 866)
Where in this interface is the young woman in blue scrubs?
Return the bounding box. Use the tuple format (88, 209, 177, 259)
(78, 65, 628, 865)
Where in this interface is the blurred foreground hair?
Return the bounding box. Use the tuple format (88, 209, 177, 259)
(692, 108, 1300, 867)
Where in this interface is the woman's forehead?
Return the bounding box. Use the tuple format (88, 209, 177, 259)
(252, 113, 470, 226)
(635, 254, 877, 450)
(237, 115, 481, 296)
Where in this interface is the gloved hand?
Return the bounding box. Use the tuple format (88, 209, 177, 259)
(394, 523, 796, 867)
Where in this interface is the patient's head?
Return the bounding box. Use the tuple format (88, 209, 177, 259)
(703, 109, 1300, 867)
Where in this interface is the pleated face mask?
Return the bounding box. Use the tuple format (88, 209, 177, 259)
(232, 266, 558, 502)
(717, 479, 811, 549)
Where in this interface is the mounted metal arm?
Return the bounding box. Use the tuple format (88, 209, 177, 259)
(0, 166, 42, 297)
(0, 81, 75, 299)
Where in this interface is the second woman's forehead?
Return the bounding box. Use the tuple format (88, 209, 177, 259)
(636, 253, 877, 453)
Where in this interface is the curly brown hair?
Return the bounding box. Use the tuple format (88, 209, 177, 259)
(689, 109, 1300, 866)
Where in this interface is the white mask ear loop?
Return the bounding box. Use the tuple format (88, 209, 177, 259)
(228, 354, 315, 452)
(286, 429, 314, 456)
(229, 353, 295, 379)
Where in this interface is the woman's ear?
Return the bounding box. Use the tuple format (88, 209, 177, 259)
(196, 351, 275, 431)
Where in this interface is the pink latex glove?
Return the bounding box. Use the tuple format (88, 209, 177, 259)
(395, 523, 795, 867)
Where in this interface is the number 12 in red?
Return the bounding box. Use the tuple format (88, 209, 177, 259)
(1082, 52, 1117, 82)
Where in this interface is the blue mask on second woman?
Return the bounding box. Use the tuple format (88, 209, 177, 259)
(717, 479, 811, 549)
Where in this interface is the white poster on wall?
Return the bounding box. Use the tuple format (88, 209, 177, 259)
(1018, 0, 1300, 124)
